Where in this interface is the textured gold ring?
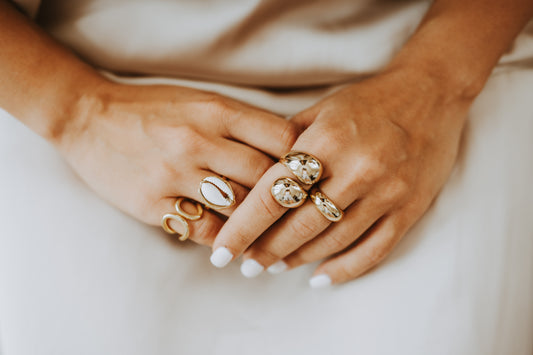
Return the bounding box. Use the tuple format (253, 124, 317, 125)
(271, 177, 308, 208)
(175, 197, 204, 221)
(280, 151, 323, 185)
(161, 213, 190, 241)
(309, 188, 344, 222)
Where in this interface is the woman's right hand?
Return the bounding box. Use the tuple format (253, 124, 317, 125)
(57, 80, 299, 245)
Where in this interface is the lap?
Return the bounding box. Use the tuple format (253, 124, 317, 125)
(0, 68, 532, 355)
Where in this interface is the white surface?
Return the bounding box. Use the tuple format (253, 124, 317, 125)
(1, 67, 533, 355)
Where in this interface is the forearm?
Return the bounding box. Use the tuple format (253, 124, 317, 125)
(389, 0, 533, 101)
(0, 0, 104, 145)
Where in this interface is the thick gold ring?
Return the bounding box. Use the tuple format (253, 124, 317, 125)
(199, 176, 236, 209)
(280, 151, 323, 185)
(309, 188, 344, 222)
(175, 197, 204, 221)
(161, 213, 190, 241)
(271, 177, 308, 208)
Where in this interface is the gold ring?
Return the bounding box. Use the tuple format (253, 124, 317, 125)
(271, 177, 308, 208)
(199, 176, 236, 209)
(280, 151, 323, 185)
(161, 213, 190, 241)
(175, 197, 204, 220)
(309, 188, 344, 222)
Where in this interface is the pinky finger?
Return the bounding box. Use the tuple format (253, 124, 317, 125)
(309, 214, 406, 288)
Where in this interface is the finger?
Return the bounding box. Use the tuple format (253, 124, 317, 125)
(153, 197, 225, 247)
(223, 107, 300, 158)
(203, 138, 276, 189)
(267, 195, 388, 272)
(169, 168, 249, 217)
(308, 215, 405, 288)
(239, 166, 372, 277)
(210, 163, 292, 267)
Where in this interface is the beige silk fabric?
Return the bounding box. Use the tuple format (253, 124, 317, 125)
(2, 1, 533, 354)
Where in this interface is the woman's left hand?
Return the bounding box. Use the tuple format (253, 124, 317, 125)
(210, 64, 473, 286)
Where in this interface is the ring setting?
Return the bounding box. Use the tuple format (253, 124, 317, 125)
(199, 176, 235, 209)
(309, 188, 344, 222)
(280, 151, 323, 185)
(271, 177, 308, 208)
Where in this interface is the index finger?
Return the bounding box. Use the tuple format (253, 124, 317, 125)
(209, 163, 297, 267)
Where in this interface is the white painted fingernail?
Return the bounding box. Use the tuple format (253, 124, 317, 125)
(240, 259, 264, 278)
(267, 260, 288, 274)
(210, 247, 233, 268)
(309, 274, 332, 289)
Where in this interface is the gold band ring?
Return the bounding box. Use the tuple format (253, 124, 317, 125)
(199, 176, 236, 210)
(175, 197, 204, 221)
(161, 197, 204, 241)
(280, 151, 323, 185)
(161, 213, 190, 241)
(309, 188, 344, 222)
(271, 177, 308, 208)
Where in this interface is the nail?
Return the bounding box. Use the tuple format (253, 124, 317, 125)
(309, 274, 332, 289)
(240, 259, 264, 278)
(210, 247, 233, 268)
(267, 260, 288, 274)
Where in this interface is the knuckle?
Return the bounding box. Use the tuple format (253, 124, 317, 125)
(257, 191, 283, 221)
(247, 156, 274, 185)
(278, 122, 300, 152)
(362, 246, 389, 267)
(172, 126, 207, 155)
(287, 215, 322, 243)
(355, 156, 387, 183)
(380, 178, 410, 205)
(323, 233, 348, 253)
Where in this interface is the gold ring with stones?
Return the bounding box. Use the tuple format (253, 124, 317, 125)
(309, 188, 344, 222)
(161, 213, 190, 241)
(280, 151, 323, 185)
(175, 197, 204, 221)
(271, 177, 308, 208)
(199, 176, 236, 210)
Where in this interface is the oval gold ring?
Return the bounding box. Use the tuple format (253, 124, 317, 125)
(161, 213, 190, 241)
(175, 197, 204, 221)
(271, 177, 308, 208)
(280, 151, 323, 185)
(309, 188, 344, 222)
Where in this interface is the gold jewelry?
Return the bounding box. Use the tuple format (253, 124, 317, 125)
(309, 188, 344, 222)
(175, 197, 204, 220)
(161, 213, 190, 241)
(271, 177, 308, 208)
(280, 151, 323, 185)
(199, 176, 236, 209)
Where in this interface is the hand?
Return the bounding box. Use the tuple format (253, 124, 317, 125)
(58, 80, 299, 246)
(210, 65, 471, 284)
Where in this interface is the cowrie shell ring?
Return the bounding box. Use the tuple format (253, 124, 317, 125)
(199, 176, 236, 209)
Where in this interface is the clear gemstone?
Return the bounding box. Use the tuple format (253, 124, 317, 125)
(271, 177, 307, 208)
(281, 152, 322, 185)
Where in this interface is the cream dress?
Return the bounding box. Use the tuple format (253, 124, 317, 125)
(1, 1, 533, 354)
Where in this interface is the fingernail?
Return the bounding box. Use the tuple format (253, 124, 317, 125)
(240, 259, 264, 278)
(210, 247, 233, 268)
(267, 260, 288, 274)
(309, 274, 332, 289)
